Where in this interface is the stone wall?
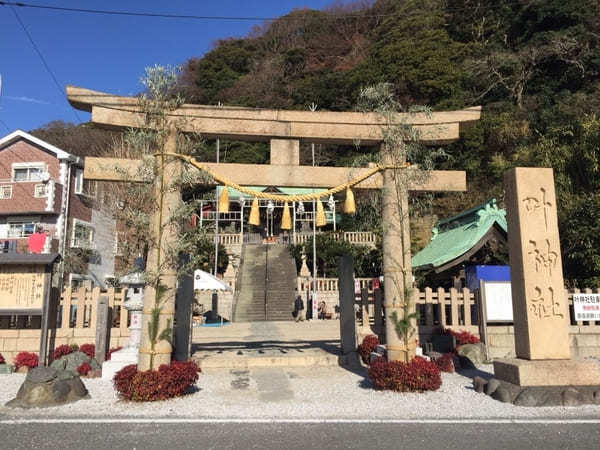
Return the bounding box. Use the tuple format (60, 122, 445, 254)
(0, 328, 129, 364)
(484, 325, 600, 359)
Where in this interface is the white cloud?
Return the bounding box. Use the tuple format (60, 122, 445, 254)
(4, 95, 51, 105)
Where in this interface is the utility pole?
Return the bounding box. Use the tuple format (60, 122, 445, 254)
(309, 102, 318, 320)
(214, 101, 222, 277)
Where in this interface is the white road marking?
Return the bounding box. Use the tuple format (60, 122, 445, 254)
(1, 418, 600, 424)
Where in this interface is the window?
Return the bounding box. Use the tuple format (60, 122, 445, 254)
(34, 184, 47, 198)
(12, 163, 45, 182)
(0, 185, 12, 199)
(8, 221, 37, 238)
(82, 180, 97, 198)
(74, 168, 96, 197)
(74, 168, 83, 194)
(71, 219, 95, 248)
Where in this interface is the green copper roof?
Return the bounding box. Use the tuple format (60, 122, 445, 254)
(411, 199, 507, 270)
(217, 186, 327, 199)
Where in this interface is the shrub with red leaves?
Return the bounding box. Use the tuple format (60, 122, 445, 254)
(434, 353, 455, 373)
(52, 344, 74, 361)
(0, 353, 5, 365)
(114, 360, 200, 402)
(13, 352, 38, 370)
(77, 362, 92, 376)
(444, 328, 480, 346)
(358, 334, 380, 364)
(368, 356, 441, 392)
(106, 346, 122, 361)
(79, 344, 96, 359)
(113, 364, 138, 400)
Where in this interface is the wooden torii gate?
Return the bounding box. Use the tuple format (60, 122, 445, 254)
(67, 86, 480, 370)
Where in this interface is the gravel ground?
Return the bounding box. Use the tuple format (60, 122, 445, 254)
(1, 365, 600, 419)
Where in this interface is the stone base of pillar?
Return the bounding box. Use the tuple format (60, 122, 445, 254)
(101, 347, 139, 381)
(493, 358, 600, 387)
(387, 342, 417, 363)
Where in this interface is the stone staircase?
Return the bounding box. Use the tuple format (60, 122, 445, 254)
(233, 243, 297, 322)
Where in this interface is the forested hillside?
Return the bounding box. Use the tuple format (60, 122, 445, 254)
(175, 0, 600, 286)
(33, 0, 600, 285)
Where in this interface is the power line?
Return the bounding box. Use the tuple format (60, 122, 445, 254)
(0, 1, 534, 22)
(8, 4, 82, 123)
(0, 119, 10, 133)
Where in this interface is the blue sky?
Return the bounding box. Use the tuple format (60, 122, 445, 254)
(0, 0, 337, 133)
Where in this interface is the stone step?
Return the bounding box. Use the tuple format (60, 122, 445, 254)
(193, 349, 346, 369)
(234, 243, 297, 323)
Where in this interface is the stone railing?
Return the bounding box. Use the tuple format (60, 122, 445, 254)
(292, 231, 376, 247)
(337, 232, 377, 246)
(206, 233, 242, 246)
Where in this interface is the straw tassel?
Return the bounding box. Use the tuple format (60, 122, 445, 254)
(218, 187, 230, 213)
(248, 197, 260, 226)
(281, 201, 291, 230)
(316, 199, 326, 227)
(344, 186, 356, 215)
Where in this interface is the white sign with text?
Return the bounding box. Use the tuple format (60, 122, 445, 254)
(573, 293, 600, 321)
(482, 281, 513, 322)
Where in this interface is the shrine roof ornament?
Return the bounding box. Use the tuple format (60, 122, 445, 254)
(66, 86, 481, 145)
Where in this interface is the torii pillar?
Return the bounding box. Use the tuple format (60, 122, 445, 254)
(381, 146, 416, 362)
(138, 129, 182, 369)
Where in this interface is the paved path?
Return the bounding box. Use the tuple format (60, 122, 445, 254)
(191, 320, 343, 368)
(1, 421, 600, 449)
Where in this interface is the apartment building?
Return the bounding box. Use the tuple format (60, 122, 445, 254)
(0, 130, 117, 287)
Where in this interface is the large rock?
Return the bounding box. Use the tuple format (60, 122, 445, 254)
(64, 352, 91, 373)
(457, 343, 485, 368)
(0, 364, 15, 375)
(5, 366, 90, 408)
(50, 351, 101, 376)
(472, 376, 487, 393)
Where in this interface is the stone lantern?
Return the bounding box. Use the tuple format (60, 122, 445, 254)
(101, 264, 145, 380)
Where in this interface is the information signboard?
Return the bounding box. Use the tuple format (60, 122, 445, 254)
(0, 264, 46, 312)
(573, 293, 600, 321)
(0, 253, 60, 366)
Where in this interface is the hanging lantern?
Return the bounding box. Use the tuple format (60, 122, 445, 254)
(281, 201, 291, 230)
(316, 198, 326, 227)
(248, 197, 260, 226)
(218, 187, 230, 213)
(344, 186, 356, 215)
(327, 194, 335, 210)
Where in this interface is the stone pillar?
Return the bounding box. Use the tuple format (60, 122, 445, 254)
(504, 168, 569, 360)
(493, 167, 600, 387)
(270, 139, 300, 166)
(139, 129, 181, 371)
(338, 254, 357, 357)
(381, 146, 416, 362)
(94, 296, 110, 365)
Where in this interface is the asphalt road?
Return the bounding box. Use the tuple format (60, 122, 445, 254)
(1, 420, 599, 449)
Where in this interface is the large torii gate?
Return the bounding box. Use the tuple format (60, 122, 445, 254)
(67, 86, 480, 370)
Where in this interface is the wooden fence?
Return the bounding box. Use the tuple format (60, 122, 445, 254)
(57, 287, 130, 337)
(297, 279, 600, 334)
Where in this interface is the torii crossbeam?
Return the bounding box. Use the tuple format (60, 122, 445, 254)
(67, 86, 480, 369)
